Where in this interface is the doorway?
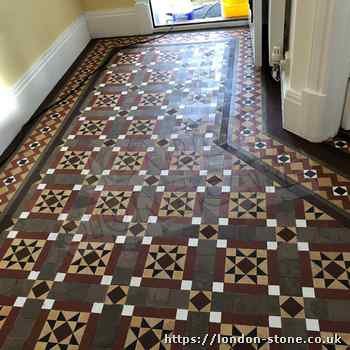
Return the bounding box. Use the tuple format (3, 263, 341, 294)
(149, 0, 248, 28)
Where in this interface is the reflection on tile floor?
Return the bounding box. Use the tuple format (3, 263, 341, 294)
(0, 29, 350, 348)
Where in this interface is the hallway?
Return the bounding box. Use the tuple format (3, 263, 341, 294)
(0, 28, 350, 349)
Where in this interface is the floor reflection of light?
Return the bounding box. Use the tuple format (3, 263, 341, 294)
(0, 83, 17, 120)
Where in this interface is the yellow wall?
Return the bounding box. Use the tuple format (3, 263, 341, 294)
(82, 0, 135, 11)
(0, 0, 82, 86)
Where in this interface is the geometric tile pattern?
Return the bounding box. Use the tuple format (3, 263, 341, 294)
(143, 244, 187, 280)
(229, 192, 267, 219)
(1, 29, 350, 347)
(93, 191, 132, 216)
(67, 242, 115, 276)
(34, 310, 90, 349)
(310, 251, 350, 290)
(113, 152, 146, 171)
(224, 248, 268, 285)
(31, 189, 71, 214)
(0, 239, 46, 271)
(159, 192, 196, 217)
(123, 316, 174, 349)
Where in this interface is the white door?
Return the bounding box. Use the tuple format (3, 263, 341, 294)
(250, 0, 262, 68)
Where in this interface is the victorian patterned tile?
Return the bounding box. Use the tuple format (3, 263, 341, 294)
(299, 243, 350, 298)
(158, 192, 196, 218)
(132, 238, 197, 290)
(214, 241, 278, 294)
(24, 302, 98, 350)
(0, 233, 51, 279)
(58, 239, 121, 284)
(114, 306, 187, 349)
(1, 28, 350, 347)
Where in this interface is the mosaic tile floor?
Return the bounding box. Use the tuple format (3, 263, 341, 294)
(1, 29, 350, 349)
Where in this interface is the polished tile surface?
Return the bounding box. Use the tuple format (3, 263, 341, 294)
(0, 29, 350, 349)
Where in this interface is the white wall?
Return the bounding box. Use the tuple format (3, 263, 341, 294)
(0, 16, 90, 155)
(281, 0, 350, 142)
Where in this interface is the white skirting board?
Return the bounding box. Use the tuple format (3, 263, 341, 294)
(85, 3, 154, 38)
(0, 15, 91, 156)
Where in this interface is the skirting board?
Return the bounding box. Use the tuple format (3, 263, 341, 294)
(86, 4, 154, 38)
(0, 15, 91, 156)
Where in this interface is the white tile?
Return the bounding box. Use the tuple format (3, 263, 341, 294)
(14, 297, 27, 308)
(156, 186, 165, 192)
(306, 319, 320, 331)
(73, 185, 82, 191)
(176, 309, 188, 321)
(122, 305, 135, 316)
(99, 135, 107, 140)
(58, 214, 68, 221)
(130, 277, 142, 287)
(116, 236, 126, 244)
(218, 218, 229, 226)
(48, 232, 59, 241)
(147, 147, 154, 152)
(147, 216, 158, 224)
(269, 316, 282, 329)
(42, 299, 55, 310)
(216, 240, 227, 248)
(265, 186, 275, 193)
(203, 146, 211, 151)
(266, 219, 277, 227)
(209, 312, 222, 323)
(19, 212, 30, 219)
(123, 216, 133, 223)
(37, 183, 47, 190)
(67, 135, 75, 140)
(199, 170, 208, 176)
(142, 236, 153, 245)
(7, 231, 18, 239)
(102, 170, 111, 176)
(157, 115, 164, 120)
(61, 146, 69, 151)
(223, 170, 232, 176)
(212, 282, 224, 293)
(92, 303, 104, 314)
(108, 116, 116, 121)
(302, 287, 316, 298)
(151, 135, 158, 140)
(167, 146, 175, 152)
(139, 170, 147, 176)
(81, 215, 91, 222)
(113, 147, 121, 152)
(54, 273, 66, 282)
(267, 241, 278, 250)
(222, 186, 231, 193)
(101, 275, 113, 285)
(268, 285, 280, 296)
(28, 271, 40, 281)
(118, 135, 126, 140)
(46, 169, 55, 175)
(297, 242, 310, 251)
(170, 134, 178, 139)
(93, 147, 101, 152)
(94, 185, 104, 192)
(296, 219, 307, 228)
(192, 217, 202, 225)
(196, 186, 205, 193)
(160, 170, 169, 176)
(188, 238, 199, 247)
(81, 169, 90, 175)
(181, 280, 192, 291)
(205, 133, 214, 139)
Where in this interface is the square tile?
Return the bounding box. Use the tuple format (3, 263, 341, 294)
(93, 191, 132, 216)
(229, 192, 267, 220)
(159, 192, 196, 218)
